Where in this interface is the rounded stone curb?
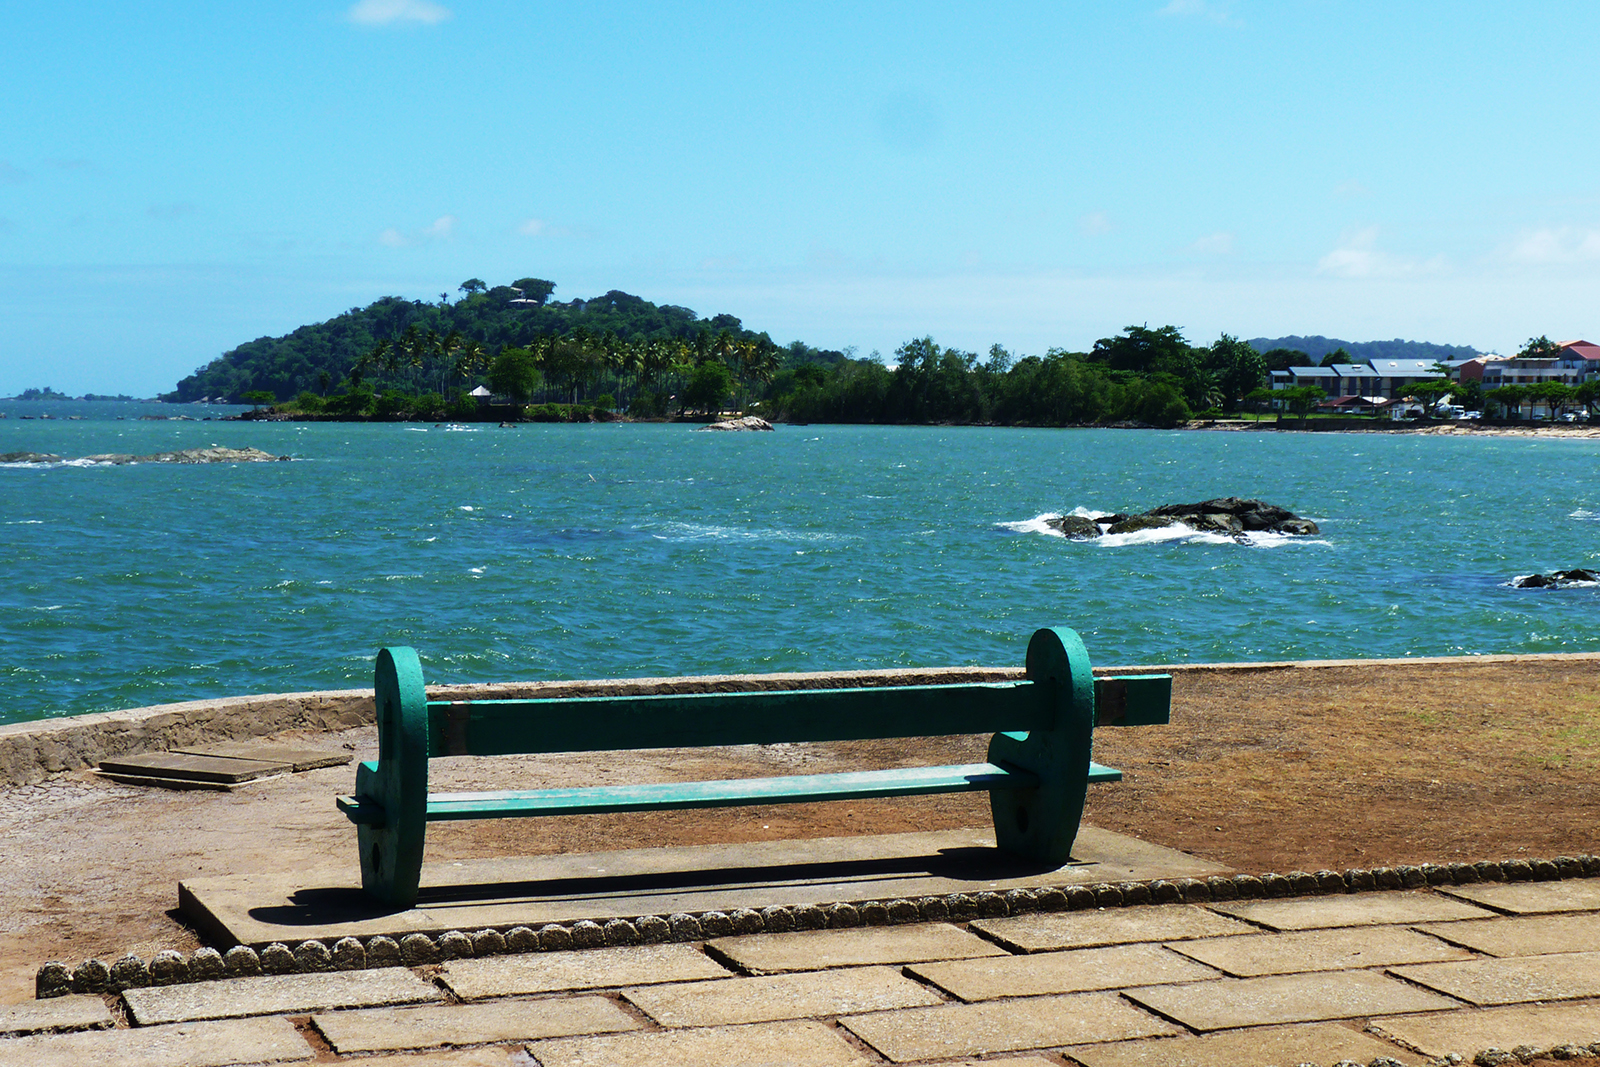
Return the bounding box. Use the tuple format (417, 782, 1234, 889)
(34, 852, 1600, 999)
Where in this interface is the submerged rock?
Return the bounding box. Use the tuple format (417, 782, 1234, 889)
(6, 446, 290, 465)
(1512, 569, 1599, 588)
(699, 416, 774, 432)
(1046, 498, 1319, 542)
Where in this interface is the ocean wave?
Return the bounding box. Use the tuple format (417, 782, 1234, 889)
(1571, 509, 1598, 520)
(995, 512, 1069, 538)
(648, 521, 850, 545)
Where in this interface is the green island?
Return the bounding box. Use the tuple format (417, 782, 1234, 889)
(150, 278, 1575, 427)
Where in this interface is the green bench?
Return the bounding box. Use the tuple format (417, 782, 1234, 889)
(338, 626, 1171, 908)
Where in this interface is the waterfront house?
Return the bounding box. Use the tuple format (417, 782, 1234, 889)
(1365, 359, 1446, 399)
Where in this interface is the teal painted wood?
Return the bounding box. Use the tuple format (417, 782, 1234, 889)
(355, 647, 430, 908)
(342, 627, 1170, 907)
(335, 761, 1122, 825)
(425, 681, 1050, 757)
(1093, 674, 1172, 727)
(987, 627, 1097, 867)
(428, 762, 1036, 818)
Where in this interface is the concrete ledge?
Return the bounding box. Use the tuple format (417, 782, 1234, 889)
(7, 652, 1600, 787)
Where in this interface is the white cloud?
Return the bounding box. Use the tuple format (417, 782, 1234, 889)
(1188, 231, 1234, 255)
(1317, 226, 1445, 279)
(346, 0, 451, 26)
(1505, 226, 1600, 265)
(1079, 211, 1113, 236)
(517, 218, 547, 237)
(378, 215, 457, 248)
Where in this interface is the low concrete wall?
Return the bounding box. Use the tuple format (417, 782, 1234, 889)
(6, 652, 1599, 787)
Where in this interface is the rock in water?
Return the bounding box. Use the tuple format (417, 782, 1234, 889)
(1047, 498, 1319, 541)
(58, 447, 288, 463)
(1512, 569, 1599, 588)
(1107, 514, 1182, 535)
(1146, 497, 1313, 533)
(699, 416, 774, 432)
(1044, 515, 1101, 539)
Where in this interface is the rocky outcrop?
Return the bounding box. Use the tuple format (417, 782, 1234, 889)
(699, 416, 774, 432)
(2, 447, 289, 465)
(1046, 498, 1319, 541)
(1511, 570, 1599, 588)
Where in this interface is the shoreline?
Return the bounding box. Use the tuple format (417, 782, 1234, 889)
(223, 409, 1600, 437)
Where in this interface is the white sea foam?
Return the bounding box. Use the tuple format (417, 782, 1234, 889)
(4, 519, 45, 524)
(405, 427, 428, 432)
(996, 512, 1067, 538)
(1096, 523, 1234, 547)
(1571, 509, 1598, 520)
(651, 521, 848, 544)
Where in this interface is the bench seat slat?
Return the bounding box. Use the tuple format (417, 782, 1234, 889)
(337, 761, 1125, 825)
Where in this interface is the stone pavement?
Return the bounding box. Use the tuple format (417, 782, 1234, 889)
(7, 880, 1600, 1066)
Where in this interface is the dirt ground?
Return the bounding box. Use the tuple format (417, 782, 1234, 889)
(3, 656, 1598, 1003)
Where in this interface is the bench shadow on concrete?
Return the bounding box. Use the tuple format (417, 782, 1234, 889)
(183, 827, 1227, 946)
(247, 845, 1075, 927)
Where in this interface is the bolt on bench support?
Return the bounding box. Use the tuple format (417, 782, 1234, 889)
(338, 628, 1171, 909)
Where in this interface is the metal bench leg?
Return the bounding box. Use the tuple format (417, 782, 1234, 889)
(357, 646, 430, 909)
(988, 627, 1095, 868)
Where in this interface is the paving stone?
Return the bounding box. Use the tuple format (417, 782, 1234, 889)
(439, 943, 730, 1000)
(909, 943, 1219, 1001)
(1392, 950, 1600, 1005)
(1370, 1001, 1600, 1057)
(1166, 924, 1474, 977)
(971, 904, 1256, 953)
(1208, 890, 1495, 931)
(528, 1019, 872, 1067)
(322, 1051, 527, 1067)
(121, 967, 442, 1025)
(1123, 969, 1456, 1032)
(840, 992, 1180, 1062)
(0, 995, 115, 1035)
(624, 964, 943, 1027)
(1438, 879, 1600, 914)
(0, 1016, 311, 1067)
(313, 995, 639, 1053)
(1063, 1021, 1407, 1067)
(1418, 912, 1599, 957)
(708, 921, 1005, 974)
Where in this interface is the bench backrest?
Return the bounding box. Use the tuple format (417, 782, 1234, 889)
(424, 675, 1167, 758)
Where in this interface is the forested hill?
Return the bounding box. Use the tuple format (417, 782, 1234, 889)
(1246, 335, 1481, 363)
(166, 279, 792, 402)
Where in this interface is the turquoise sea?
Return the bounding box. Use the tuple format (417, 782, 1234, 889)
(4, 400, 1599, 726)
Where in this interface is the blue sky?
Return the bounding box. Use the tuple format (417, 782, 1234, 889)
(4, 1, 1599, 395)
